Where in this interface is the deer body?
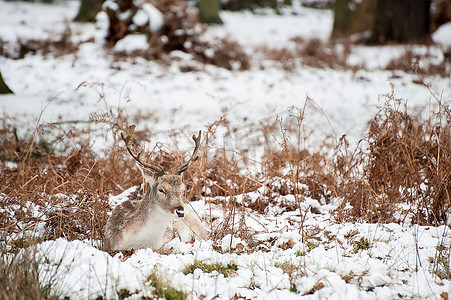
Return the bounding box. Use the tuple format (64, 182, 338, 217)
(106, 205, 175, 251)
(120, 207, 173, 250)
(103, 127, 207, 252)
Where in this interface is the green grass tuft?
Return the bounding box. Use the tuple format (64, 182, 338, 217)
(183, 260, 238, 277)
(353, 237, 371, 253)
(148, 272, 186, 300)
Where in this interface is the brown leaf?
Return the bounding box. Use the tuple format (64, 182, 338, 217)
(313, 282, 324, 291)
(286, 238, 296, 249)
(236, 242, 245, 250)
(345, 230, 358, 238)
(120, 249, 135, 261)
(163, 247, 174, 255)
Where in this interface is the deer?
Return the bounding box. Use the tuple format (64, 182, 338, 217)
(103, 125, 208, 252)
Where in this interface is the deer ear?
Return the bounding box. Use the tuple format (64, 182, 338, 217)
(137, 164, 157, 184)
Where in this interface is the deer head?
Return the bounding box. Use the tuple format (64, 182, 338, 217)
(121, 125, 201, 218)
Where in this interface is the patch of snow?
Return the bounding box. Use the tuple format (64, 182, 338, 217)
(432, 22, 451, 47)
(132, 9, 149, 27)
(221, 234, 245, 251)
(207, 8, 333, 48)
(108, 186, 139, 209)
(142, 3, 164, 33)
(32, 217, 451, 299)
(3, 161, 19, 169)
(102, 0, 118, 12)
(114, 34, 149, 53)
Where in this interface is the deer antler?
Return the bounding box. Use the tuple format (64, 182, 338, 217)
(121, 125, 165, 176)
(176, 130, 201, 174)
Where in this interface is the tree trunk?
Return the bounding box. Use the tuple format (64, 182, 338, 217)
(332, 0, 431, 44)
(198, 0, 223, 24)
(332, 0, 352, 37)
(0, 70, 13, 95)
(369, 0, 431, 43)
(332, 0, 377, 39)
(74, 0, 105, 22)
(222, 0, 291, 12)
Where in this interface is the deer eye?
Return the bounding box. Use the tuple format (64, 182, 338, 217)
(158, 188, 166, 195)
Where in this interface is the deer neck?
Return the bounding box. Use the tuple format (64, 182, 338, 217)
(138, 189, 174, 230)
(139, 188, 158, 211)
(119, 189, 175, 250)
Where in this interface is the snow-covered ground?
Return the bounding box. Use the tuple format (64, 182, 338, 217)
(36, 191, 451, 299)
(1, 0, 450, 299)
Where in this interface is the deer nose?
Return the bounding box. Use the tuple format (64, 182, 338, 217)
(175, 206, 184, 218)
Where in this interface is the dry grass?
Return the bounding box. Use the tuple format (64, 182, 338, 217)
(262, 38, 449, 77)
(334, 84, 450, 225)
(261, 37, 353, 71)
(386, 49, 449, 77)
(0, 25, 77, 59)
(0, 79, 449, 255)
(0, 242, 58, 300)
(0, 132, 141, 245)
(0, 95, 140, 248)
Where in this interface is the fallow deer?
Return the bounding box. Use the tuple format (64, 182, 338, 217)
(103, 125, 208, 251)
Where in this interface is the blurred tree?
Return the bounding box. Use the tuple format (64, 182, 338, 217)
(74, 0, 105, 22)
(0, 70, 13, 94)
(332, 0, 376, 38)
(198, 0, 223, 24)
(332, 0, 431, 44)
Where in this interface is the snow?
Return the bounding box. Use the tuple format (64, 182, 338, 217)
(0, 1, 77, 42)
(1, 0, 450, 299)
(207, 9, 333, 47)
(432, 22, 451, 47)
(32, 206, 451, 299)
(114, 34, 149, 53)
(142, 3, 164, 33)
(129, 2, 164, 33)
(108, 186, 139, 210)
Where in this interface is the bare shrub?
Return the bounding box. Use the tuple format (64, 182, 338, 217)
(0, 136, 142, 244)
(106, 0, 250, 70)
(104, 0, 143, 47)
(335, 86, 451, 225)
(149, 0, 201, 53)
(190, 38, 250, 71)
(262, 38, 352, 70)
(0, 245, 56, 300)
(104, 0, 200, 51)
(260, 46, 298, 72)
(386, 49, 449, 77)
(0, 93, 141, 246)
(0, 26, 77, 59)
(262, 148, 336, 204)
(263, 38, 448, 77)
